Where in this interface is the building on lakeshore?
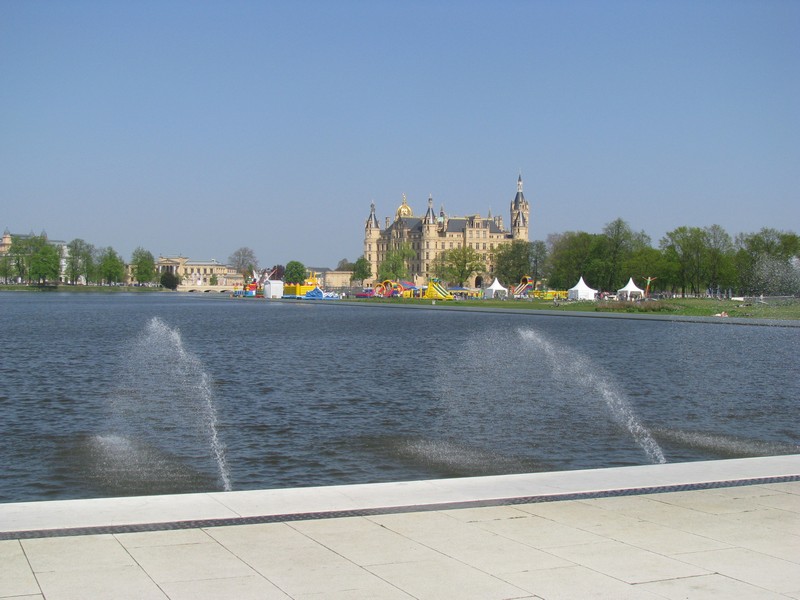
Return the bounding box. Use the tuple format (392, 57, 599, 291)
(156, 256, 244, 289)
(1, 229, 69, 282)
(363, 175, 530, 288)
(320, 270, 354, 291)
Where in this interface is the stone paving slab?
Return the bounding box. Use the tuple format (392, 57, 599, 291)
(2, 455, 799, 537)
(0, 455, 798, 599)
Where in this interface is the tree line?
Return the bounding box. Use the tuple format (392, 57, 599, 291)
(369, 220, 800, 296)
(5, 222, 797, 297)
(536, 220, 799, 296)
(0, 235, 165, 287)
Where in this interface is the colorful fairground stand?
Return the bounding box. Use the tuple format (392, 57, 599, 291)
(512, 276, 536, 298)
(282, 272, 340, 300)
(512, 275, 568, 301)
(232, 280, 262, 298)
(372, 280, 420, 298)
(423, 279, 454, 300)
(533, 289, 569, 301)
(232, 268, 284, 299)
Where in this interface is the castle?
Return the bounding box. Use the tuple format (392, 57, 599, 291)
(363, 175, 530, 288)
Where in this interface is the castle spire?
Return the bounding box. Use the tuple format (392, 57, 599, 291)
(423, 194, 437, 224)
(510, 173, 530, 240)
(365, 202, 380, 229)
(513, 173, 525, 210)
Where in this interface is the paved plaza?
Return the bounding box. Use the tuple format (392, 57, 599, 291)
(1, 455, 798, 599)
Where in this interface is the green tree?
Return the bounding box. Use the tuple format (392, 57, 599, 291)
(228, 247, 259, 277)
(598, 218, 635, 291)
(66, 238, 95, 284)
(660, 227, 706, 296)
(350, 256, 372, 284)
(735, 228, 800, 295)
(96, 247, 125, 284)
(0, 253, 12, 283)
(529, 240, 548, 290)
(284, 260, 307, 283)
(545, 232, 596, 289)
(7, 234, 61, 284)
(160, 271, 180, 290)
(29, 241, 61, 283)
(622, 245, 667, 294)
(440, 245, 485, 286)
(377, 243, 415, 281)
(430, 252, 448, 281)
(8, 235, 32, 282)
(703, 225, 735, 294)
(130, 247, 156, 284)
(493, 240, 533, 287)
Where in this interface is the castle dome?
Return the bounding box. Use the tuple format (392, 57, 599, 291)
(395, 194, 413, 218)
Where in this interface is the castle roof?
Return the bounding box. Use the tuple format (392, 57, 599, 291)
(384, 215, 506, 235)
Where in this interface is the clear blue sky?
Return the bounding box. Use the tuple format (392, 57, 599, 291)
(2, 1, 798, 268)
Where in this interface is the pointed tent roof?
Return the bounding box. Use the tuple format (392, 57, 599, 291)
(484, 277, 508, 299)
(618, 277, 645, 298)
(487, 278, 507, 292)
(568, 276, 598, 300)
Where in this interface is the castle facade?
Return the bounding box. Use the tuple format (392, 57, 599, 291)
(363, 175, 530, 288)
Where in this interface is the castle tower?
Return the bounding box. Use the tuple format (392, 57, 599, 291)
(421, 195, 438, 276)
(510, 173, 530, 241)
(363, 202, 381, 281)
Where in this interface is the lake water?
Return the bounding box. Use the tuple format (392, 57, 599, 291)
(1, 292, 798, 503)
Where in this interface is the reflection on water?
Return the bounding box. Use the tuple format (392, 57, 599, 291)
(0, 292, 797, 502)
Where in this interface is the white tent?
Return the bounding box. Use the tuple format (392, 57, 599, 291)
(617, 277, 645, 301)
(263, 280, 284, 299)
(568, 276, 598, 301)
(484, 278, 508, 299)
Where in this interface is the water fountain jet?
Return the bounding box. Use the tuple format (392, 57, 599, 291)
(518, 328, 666, 464)
(104, 317, 232, 493)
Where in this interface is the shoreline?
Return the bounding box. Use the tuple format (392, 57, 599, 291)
(3, 286, 799, 322)
(265, 296, 800, 327)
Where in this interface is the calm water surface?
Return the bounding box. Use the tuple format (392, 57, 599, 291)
(1, 292, 798, 503)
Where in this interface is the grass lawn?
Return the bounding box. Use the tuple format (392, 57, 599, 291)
(349, 296, 800, 320)
(3, 284, 798, 320)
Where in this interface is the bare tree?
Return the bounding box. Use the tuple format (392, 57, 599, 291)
(228, 247, 259, 276)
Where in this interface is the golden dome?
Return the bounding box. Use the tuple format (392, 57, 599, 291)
(395, 194, 413, 218)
